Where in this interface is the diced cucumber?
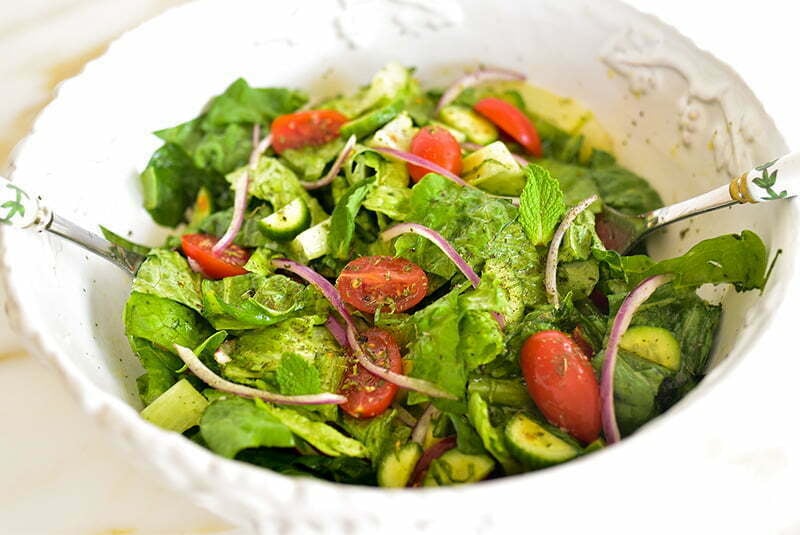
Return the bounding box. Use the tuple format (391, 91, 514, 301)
(584, 438, 606, 454)
(258, 198, 311, 241)
(619, 326, 681, 371)
(288, 218, 330, 263)
(504, 413, 580, 469)
(141, 378, 208, 433)
(439, 104, 498, 145)
(422, 449, 495, 487)
(366, 111, 418, 152)
(341, 97, 406, 139)
(377, 442, 423, 488)
(429, 120, 467, 143)
(462, 141, 524, 195)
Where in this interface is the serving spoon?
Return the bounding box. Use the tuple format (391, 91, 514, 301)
(1, 152, 798, 270)
(596, 152, 800, 253)
(0, 174, 145, 275)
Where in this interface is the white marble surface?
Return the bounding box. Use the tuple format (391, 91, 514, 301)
(0, 1, 797, 533)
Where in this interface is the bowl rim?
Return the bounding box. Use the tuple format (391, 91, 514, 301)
(0, 0, 795, 529)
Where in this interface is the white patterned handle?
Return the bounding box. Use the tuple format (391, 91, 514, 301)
(731, 152, 800, 203)
(0, 175, 45, 228)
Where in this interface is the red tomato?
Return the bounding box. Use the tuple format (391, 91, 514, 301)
(336, 256, 428, 314)
(180, 233, 250, 280)
(520, 330, 601, 443)
(270, 110, 347, 153)
(473, 97, 542, 156)
(340, 328, 403, 418)
(408, 125, 462, 183)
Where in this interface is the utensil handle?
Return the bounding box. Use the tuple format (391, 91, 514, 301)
(0, 175, 49, 229)
(730, 152, 800, 203)
(0, 174, 144, 275)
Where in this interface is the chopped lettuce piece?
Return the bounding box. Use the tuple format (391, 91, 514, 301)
(200, 273, 327, 330)
(132, 250, 203, 313)
(200, 397, 296, 458)
(281, 137, 344, 181)
(124, 292, 211, 353)
(328, 177, 375, 259)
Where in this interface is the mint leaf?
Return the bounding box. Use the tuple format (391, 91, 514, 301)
(328, 177, 375, 259)
(200, 398, 295, 458)
(276, 353, 321, 396)
(518, 164, 566, 246)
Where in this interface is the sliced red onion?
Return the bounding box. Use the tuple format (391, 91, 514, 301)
(544, 195, 599, 308)
(324, 314, 349, 347)
(381, 223, 480, 288)
(346, 326, 457, 400)
(461, 141, 529, 167)
(600, 274, 671, 444)
(411, 404, 441, 445)
(174, 344, 346, 405)
(372, 146, 469, 187)
(435, 67, 526, 113)
(212, 131, 273, 255)
(303, 134, 357, 190)
(408, 436, 458, 487)
(271, 258, 356, 337)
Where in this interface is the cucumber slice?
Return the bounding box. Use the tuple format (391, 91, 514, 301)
(377, 442, 423, 488)
(462, 141, 525, 195)
(422, 449, 495, 487)
(619, 326, 681, 371)
(288, 218, 330, 263)
(341, 97, 406, 139)
(504, 413, 580, 469)
(439, 104, 498, 145)
(366, 111, 418, 152)
(141, 378, 208, 433)
(258, 198, 311, 241)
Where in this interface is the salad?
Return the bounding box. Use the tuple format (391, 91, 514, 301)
(119, 63, 769, 487)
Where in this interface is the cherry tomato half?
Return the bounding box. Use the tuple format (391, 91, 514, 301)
(271, 109, 348, 154)
(340, 328, 403, 418)
(408, 125, 462, 183)
(520, 330, 601, 444)
(473, 97, 542, 156)
(180, 233, 250, 280)
(336, 256, 428, 314)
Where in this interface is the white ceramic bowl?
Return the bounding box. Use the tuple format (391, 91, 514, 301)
(3, 1, 799, 533)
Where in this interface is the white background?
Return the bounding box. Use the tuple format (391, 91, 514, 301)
(0, 1, 797, 533)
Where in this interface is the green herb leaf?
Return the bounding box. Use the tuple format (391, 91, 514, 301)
(518, 164, 566, 246)
(276, 353, 322, 396)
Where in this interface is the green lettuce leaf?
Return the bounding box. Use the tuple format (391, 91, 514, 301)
(257, 401, 368, 457)
(467, 393, 520, 473)
(124, 292, 211, 353)
(132, 250, 203, 312)
(518, 164, 566, 246)
(129, 336, 184, 405)
(200, 273, 327, 330)
(281, 138, 344, 181)
(394, 173, 517, 281)
(200, 397, 296, 458)
(340, 410, 411, 466)
(203, 79, 307, 127)
(328, 177, 375, 259)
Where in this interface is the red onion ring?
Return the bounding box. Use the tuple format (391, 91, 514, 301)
(324, 314, 349, 347)
(174, 344, 346, 405)
(303, 134, 357, 190)
(381, 222, 480, 288)
(435, 67, 526, 113)
(411, 404, 441, 445)
(212, 131, 273, 255)
(544, 195, 599, 308)
(408, 436, 458, 487)
(600, 274, 671, 444)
